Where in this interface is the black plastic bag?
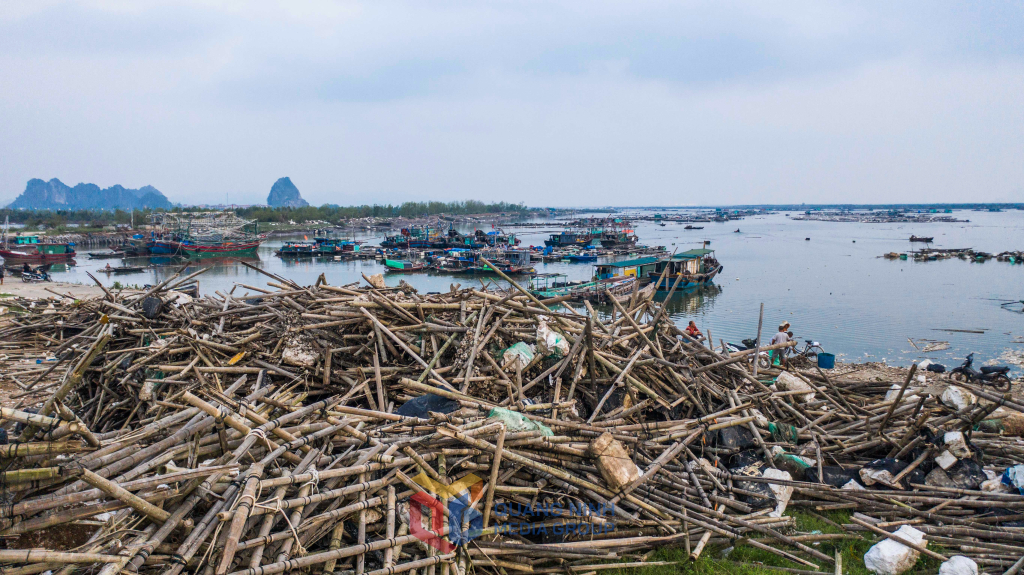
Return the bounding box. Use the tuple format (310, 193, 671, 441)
(805, 465, 860, 487)
(395, 394, 459, 418)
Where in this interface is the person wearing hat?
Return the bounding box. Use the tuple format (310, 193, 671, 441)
(769, 321, 791, 367)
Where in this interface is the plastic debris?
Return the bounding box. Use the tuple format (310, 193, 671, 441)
(938, 556, 978, 575)
(395, 393, 459, 418)
(762, 468, 793, 517)
(934, 450, 958, 470)
(501, 342, 535, 370)
(943, 431, 971, 458)
(940, 386, 976, 411)
(1002, 464, 1024, 495)
(535, 318, 569, 357)
(863, 525, 926, 575)
(775, 371, 816, 403)
(487, 407, 553, 436)
(588, 432, 640, 490)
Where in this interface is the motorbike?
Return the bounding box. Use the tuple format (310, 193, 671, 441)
(950, 353, 1012, 391)
(725, 339, 772, 369)
(21, 264, 52, 283)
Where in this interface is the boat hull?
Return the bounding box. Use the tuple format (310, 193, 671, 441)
(0, 249, 76, 263)
(181, 240, 262, 259)
(148, 241, 181, 255)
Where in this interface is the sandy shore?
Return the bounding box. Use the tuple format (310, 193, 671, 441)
(0, 280, 111, 300)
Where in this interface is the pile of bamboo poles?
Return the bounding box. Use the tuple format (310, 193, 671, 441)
(0, 261, 1021, 575)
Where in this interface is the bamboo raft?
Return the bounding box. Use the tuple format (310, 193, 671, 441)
(0, 260, 1021, 574)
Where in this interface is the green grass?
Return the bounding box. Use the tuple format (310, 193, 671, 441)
(600, 510, 946, 575)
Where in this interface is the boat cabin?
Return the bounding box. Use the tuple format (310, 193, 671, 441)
(594, 256, 660, 280)
(650, 249, 716, 277)
(384, 259, 419, 271)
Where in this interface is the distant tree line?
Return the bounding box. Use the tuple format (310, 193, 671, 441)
(0, 208, 158, 229)
(0, 201, 531, 230)
(234, 201, 530, 223)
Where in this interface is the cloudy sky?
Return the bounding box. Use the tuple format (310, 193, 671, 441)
(1, 1, 1022, 207)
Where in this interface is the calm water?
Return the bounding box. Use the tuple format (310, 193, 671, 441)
(49, 211, 1024, 369)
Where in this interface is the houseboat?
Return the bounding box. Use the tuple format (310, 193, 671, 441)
(384, 259, 427, 273)
(544, 229, 591, 248)
(0, 235, 76, 263)
(646, 248, 722, 291)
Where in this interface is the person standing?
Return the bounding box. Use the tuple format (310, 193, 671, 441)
(770, 322, 791, 367)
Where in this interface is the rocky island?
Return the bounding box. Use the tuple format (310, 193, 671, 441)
(8, 178, 173, 210)
(266, 177, 309, 208)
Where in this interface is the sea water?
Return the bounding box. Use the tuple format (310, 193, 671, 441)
(50, 210, 1024, 368)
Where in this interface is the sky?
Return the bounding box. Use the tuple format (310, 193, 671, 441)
(1, 1, 1022, 207)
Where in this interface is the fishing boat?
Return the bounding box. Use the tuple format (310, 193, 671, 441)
(384, 259, 426, 272)
(474, 228, 519, 248)
(909, 235, 934, 242)
(148, 237, 182, 255)
(276, 241, 318, 257)
(0, 235, 76, 263)
(684, 225, 704, 230)
(380, 226, 440, 249)
(315, 238, 361, 256)
(594, 222, 638, 248)
(161, 212, 265, 259)
(180, 238, 262, 258)
(119, 234, 151, 256)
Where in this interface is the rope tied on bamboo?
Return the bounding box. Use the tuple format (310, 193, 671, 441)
(251, 479, 308, 558)
(215, 406, 230, 423)
(304, 466, 321, 495)
(246, 427, 270, 451)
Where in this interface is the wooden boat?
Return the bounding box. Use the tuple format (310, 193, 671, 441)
(99, 265, 146, 274)
(529, 274, 653, 304)
(87, 251, 124, 259)
(909, 235, 934, 242)
(684, 225, 704, 230)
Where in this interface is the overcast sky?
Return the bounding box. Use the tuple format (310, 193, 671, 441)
(1, 1, 1022, 207)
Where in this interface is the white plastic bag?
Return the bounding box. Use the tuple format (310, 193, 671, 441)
(863, 525, 926, 575)
(938, 556, 978, 575)
(940, 387, 976, 411)
(776, 371, 815, 403)
(536, 319, 569, 357)
(502, 342, 535, 371)
(943, 431, 971, 458)
(762, 468, 793, 518)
